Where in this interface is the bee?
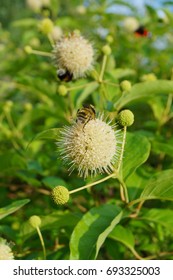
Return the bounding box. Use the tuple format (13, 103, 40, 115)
(76, 104, 96, 128)
(57, 69, 73, 82)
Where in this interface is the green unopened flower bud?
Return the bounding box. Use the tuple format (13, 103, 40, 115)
(106, 35, 114, 44)
(29, 215, 41, 228)
(118, 109, 134, 127)
(39, 18, 54, 34)
(102, 45, 112, 55)
(58, 85, 68, 96)
(3, 101, 13, 113)
(24, 102, 33, 111)
(120, 80, 132, 92)
(24, 45, 32, 54)
(51, 186, 69, 205)
(141, 73, 157, 82)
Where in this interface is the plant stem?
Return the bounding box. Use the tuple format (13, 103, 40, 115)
(117, 176, 129, 203)
(69, 173, 117, 194)
(117, 126, 126, 172)
(99, 55, 108, 82)
(67, 81, 96, 91)
(36, 226, 46, 260)
(30, 49, 52, 57)
(102, 80, 118, 87)
(116, 126, 129, 203)
(47, 33, 54, 47)
(129, 201, 144, 218)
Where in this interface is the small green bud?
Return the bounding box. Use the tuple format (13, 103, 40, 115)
(3, 101, 13, 113)
(118, 109, 134, 127)
(24, 45, 32, 54)
(106, 35, 114, 44)
(120, 80, 132, 92)
(102, 45, 112, 55)
(51, 186, 69, 205)
(39, 18, 54, 34)
(141, 73, 157, 82)
(24, 103, 33, 111)
(29, 215, 41, 228)
(58, 85, 68, 96)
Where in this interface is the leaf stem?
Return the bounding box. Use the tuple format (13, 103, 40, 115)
(29, 49, 52, 57)
(36, 226, 46, 260)
(69, 173, 117, 194)
(117, 176, 129, 203)
(117, 126, 126, 172)
(67, 81, 96, 91)
(99, 54, 108, 82)
(47, 33, 54, 47)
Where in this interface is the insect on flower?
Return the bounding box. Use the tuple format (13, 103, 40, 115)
(57, 69, 73, 82)
(134, 26, 151, 38)
(76, 104, 96, 128)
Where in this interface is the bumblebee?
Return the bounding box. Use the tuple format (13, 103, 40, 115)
(76, 104, 96, 127)
(57, 69, 73, 82)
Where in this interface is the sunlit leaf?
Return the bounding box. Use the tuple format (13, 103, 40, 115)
(115, 80, 173, 110)
(70, 204, 122, 260)
(0, 200, 30, 220)
(138, 169, 173, 202)
(123, 133, 151, 181)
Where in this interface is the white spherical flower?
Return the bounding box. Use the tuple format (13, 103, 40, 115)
(26, 0, 42, 11)
(26, 0, 50, 11)
(57, 117, 121, 178)
(52, 33, 94, 79)
(76, 5, 87, 15)
(123, 17, 139, 33)
(0, 239, 14, 260)
(42, 0, 50, 6)
(51, 26, 63, 41)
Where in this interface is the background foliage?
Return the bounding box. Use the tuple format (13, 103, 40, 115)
(1, 0, 173, 260)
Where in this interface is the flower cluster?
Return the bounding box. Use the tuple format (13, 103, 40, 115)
(0, 238, 14, 260)
(57, 116, 122, 178)
(53, 32, 94, 79)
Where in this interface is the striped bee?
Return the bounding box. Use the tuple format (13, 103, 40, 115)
(76, 104, 96, 128)
(57, 69, 73, 82)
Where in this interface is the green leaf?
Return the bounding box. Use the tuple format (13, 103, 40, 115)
(141, 208, 173, 232)
(115, 80, 173, 110)
(140, 169, 173, 201)
(123, 133, 151, 181)
(0, 199, 30, 220)
(70, 204, 122, 260)
(26, 128, 60, 150)
(109, 225, 135, 253)
(152, 141, 173, 157)
(75, 82, 99, 108)
(109, 68, 136, 79)
(42, 176, 67, 189)
(20, 211, 80, 241)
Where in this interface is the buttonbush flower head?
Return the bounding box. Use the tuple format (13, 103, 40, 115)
(29, 215, 42, 229)
(123, 17, 139, 33)
(52, 32, 94, 79)
(118, 110, 134, 127)
(141, 73, 157, 82)
(51, 26, 63, 41)
(0, 238, 14, 260)
(57, 116, 122, 178)
(27, 0, 50, 12)
(120, 80, 132, 92)
(51, 186, 70, 205)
